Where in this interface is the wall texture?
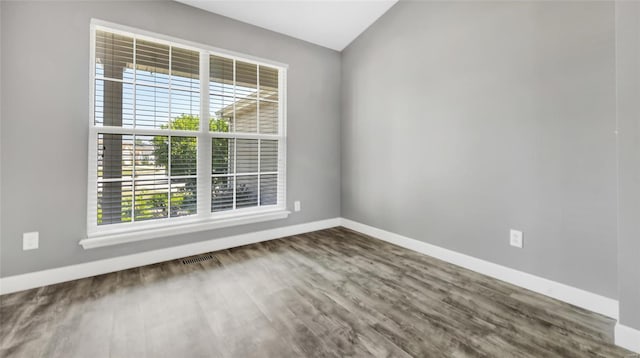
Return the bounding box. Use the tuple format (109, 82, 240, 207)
(0, 1, 341, 277)
(615, 1, 640, 330)
(341, 1, 618, 298)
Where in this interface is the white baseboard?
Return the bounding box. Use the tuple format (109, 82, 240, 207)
(0, 217, 341, 295)
(339, 218, 620, 320)
(615, 323, 640, 353)
(2, 216, 635, 353)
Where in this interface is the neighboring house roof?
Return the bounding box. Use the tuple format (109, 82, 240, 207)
(216, 90, 277, 119)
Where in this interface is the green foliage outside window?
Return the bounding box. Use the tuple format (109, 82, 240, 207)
(98, 115, 232, 224)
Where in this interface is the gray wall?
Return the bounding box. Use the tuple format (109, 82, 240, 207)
(341, 1, 619, 298)
(616, 1, 640, 330)
(0, 1, 341, 277)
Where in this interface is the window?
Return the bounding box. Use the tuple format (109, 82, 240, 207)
(85, 20, 287, 248)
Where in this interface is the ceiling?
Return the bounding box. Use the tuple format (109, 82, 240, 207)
(176, 0, 398, 51)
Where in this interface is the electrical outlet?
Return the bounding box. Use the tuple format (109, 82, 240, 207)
(510, 229, 523, 248)
(23, 232, 39, 251)
(294, 201, 301, 212)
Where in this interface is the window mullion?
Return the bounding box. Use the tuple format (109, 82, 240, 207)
(131, 36, 137, 222)
(197, 51, 212, 217)
(167, 46, 172, 219)
(257, 65, 261, 207)
(167, 135, 172, 218)
(232, 59, 237, 210)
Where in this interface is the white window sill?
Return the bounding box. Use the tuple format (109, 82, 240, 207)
(79, 209, 291, 249)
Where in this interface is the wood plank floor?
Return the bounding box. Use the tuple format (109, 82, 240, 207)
(0, 227, 634, 357)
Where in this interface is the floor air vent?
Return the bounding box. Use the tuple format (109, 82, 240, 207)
(182, 254, 214, 265)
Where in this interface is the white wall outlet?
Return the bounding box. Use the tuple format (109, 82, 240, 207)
(23, 232, 39, 251)
(510, 229, 523, 248)
(294, 201, 301, 212)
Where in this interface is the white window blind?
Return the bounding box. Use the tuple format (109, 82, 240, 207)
(87, 21, 287, 243)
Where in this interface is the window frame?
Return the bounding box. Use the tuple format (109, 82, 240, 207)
(83, 19, 288, 249)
